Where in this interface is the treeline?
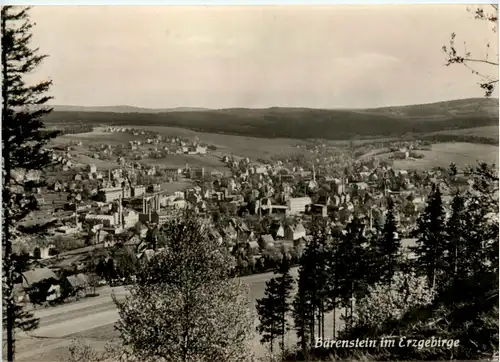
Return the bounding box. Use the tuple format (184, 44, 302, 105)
(42, 123, 94, 136)
(422, 133, 499, 145)
(256, 163, 499, 360)
(43, 109, 498, 140)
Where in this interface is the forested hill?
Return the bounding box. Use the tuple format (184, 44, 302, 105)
(44, 98, 499, 140)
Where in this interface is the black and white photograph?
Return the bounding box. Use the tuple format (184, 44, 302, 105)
(2, 3, 499, 362)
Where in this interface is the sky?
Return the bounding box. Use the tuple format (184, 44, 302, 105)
(28, 5, 499, 109)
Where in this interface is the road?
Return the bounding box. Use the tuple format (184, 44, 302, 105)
(15, 268, 306, 361)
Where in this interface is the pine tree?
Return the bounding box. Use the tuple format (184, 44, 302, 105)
(2, 6, 59, 361)
(256, 278, 281, 354)
(443, 191, 468, 283)
(256, 260, 294, 354)
(292, 266, 315, 355)
(335, 217, 368, 331)
(275, 260, 295, 353)
(325, 233, 340, 339)
(373, 198, 401, 285)
(411, 184, 447, 290)
(291, 217, 332, 349)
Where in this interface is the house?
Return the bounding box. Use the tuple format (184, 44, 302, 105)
(132, 185, 146, 198)
(64, 273, 90, 296)
(259, 234, 274, 249)
(98, 187, 123, 202)
(21, 268, 59, 289)
(253, 166, 267, 174)
(247, 241, 259, 253)
(196, 146, 207, 154)
(122, 209, 139, 228)
(285, 223, 307, 241)
(353, 182, 369, 191)
(147, 184, 160, 193)
(269, 223, 285, 239)
(311, 204, 328, 217)
(53, 181, 63, 192)
(88, 164, 97, 174)
(394, 150, 409, 159)
(32, 244, 55, 259)
(221, 224, 238, 241)
(287, 197, 312, 214)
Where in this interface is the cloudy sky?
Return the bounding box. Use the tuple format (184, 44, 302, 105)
(29, 5, 498, 109)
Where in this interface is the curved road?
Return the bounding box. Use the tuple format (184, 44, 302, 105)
(16, 268, 311, 361)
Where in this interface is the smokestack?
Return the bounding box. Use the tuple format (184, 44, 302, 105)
(119, 195, 123, 229)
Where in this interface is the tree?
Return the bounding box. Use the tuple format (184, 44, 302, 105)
(443, 5, 498, 97)
(411, 184, 447, 290)
(113, 210, 255, 361)
(443, 191, 468, 283)
(292, 266, 315, 356)
(292, 217, 334, 352)
(2, 254, 39, 333)
(113, 248, 139, 282)
(256, 260, 294, 354)
(370, 198, 401, 285)
(348, 271, 435, 335)
(2, 6, 59, 361)
(335, 218, 368, 331)
(256, 278, 281, 354)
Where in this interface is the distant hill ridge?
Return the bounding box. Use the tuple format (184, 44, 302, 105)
(45, 97, 499, 140)
(50, 98, 498, 115)
(50, 105, 210, 113)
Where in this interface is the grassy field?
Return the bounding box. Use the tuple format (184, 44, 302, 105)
(388, 142, 499, 170)
(140, 125, 309, 160)
(54, 126, 310, 163)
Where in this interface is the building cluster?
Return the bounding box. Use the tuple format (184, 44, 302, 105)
(86, 127, 210, 163)
(15, 132, 476, 311)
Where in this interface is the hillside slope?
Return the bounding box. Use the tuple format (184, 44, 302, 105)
(44, 98, 499, 140)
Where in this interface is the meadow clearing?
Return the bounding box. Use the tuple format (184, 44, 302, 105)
(389, 142, 498, 170)
(50, 126, 313, 171)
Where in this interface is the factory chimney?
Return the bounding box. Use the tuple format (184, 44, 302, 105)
(119, 195, 123, 229)
(148, 197, 151, 221)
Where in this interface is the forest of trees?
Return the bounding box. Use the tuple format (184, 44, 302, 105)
(43, 107, 498, 140)
(255, 163, 498, 360)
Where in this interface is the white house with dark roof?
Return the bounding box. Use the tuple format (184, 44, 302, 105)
(285, 223, 306, 241)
